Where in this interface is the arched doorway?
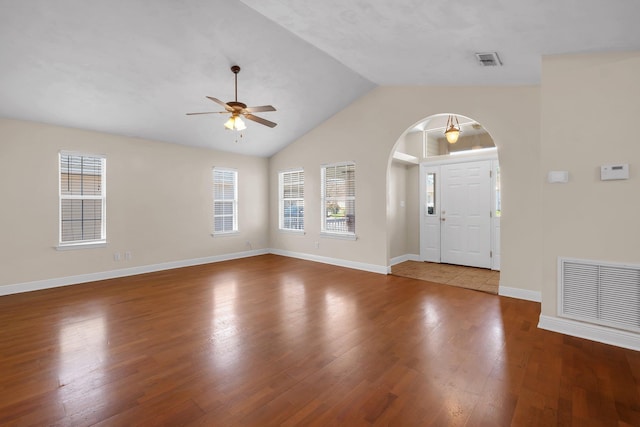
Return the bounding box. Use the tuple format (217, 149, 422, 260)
(389, 113, 500, 272)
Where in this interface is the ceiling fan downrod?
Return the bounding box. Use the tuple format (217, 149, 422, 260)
(231, 65, 240, 103)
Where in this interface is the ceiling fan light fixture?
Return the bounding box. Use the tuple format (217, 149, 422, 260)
(444, 115, 461, 144)
(224, 115, 246, 131)
(187, 65, 277, 131)
(235, 116, 246, 131)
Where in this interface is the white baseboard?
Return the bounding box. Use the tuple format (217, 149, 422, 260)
(498, 285, 541, 302)
(389, 254, 421, 267)
(0, 249, 269, 296)
(2, 249, 544, 308)
(269, 248, 388, 275)
(538, 315, 640, 351)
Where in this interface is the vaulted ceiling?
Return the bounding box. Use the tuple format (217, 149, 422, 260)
(1, 0, 639, 157)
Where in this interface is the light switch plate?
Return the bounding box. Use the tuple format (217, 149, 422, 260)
(548, 171, 569, 183)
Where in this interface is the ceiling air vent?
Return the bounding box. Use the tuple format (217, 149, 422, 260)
(475, 52, 502, 67)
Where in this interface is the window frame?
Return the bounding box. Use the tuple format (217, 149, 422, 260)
(58, 151, 107, 248)
(320, 161, 356, 240)
(212, 167, 238, 235)
(278, 168, 305, 233)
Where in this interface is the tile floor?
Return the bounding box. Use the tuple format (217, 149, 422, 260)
(391, 261, 500, 295)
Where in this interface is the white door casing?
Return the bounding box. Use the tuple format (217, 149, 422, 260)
(490, 161, 501, 270)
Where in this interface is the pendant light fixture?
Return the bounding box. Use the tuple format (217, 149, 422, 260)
(444, 115, 461, 144)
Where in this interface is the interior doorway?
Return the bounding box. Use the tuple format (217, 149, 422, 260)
(415, 114, 500, 271)
(421, 154, 499, 270)
(387, 113, 500, 276)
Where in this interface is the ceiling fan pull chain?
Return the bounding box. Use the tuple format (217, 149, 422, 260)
(235, 131, 243, 144)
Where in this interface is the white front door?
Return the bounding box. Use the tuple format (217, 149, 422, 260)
(440, 160, 492, 268)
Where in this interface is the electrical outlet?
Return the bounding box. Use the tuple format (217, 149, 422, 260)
(314, 241, 320, 249)
(124, 251, 132, 261)
(114, 252, 121, 262)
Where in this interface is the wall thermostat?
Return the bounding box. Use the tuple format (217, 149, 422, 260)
(600, 164, 629, 181)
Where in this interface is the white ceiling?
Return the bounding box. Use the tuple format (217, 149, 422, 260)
(1, 1, 639, 157)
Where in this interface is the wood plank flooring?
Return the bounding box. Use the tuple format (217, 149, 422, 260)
(1, 254, 640, 426)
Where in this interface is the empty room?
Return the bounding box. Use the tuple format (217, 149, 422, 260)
(1, 1, 640, 425)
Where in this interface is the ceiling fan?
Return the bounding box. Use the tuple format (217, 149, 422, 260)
(187, 65, 277, 130)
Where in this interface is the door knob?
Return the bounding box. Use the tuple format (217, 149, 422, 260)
(441, 218, 446, 222)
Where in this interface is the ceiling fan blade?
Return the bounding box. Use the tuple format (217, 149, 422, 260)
(245, 114, 277, 128)
(244, 105, 276, 113)
(186, 111, 226, 115)
(206, 96, 232, 112)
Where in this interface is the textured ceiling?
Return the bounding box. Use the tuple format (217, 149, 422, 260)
(1, 0, 639, 157)
(241, 0, 640, 85)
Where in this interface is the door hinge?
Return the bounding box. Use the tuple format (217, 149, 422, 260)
(490, 251, 493, 258)
(490, 170, 493, 178)
(490, 211, 492, 218)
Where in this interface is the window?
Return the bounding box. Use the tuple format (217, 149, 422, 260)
(321, 162, 355, 237)
(426, 172, 436, 216)
(279, 169, 304, 232)
(59, 152, 106, 246)
(213, 168, 238, 234)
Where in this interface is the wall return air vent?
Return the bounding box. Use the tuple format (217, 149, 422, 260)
(559, 257, 640, 333)
(475, 52, 502, 67)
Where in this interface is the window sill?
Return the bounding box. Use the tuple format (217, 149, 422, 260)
(211, 231, 240, 237)
(320, 232, 357, 241)
(279, 229, 305, 235)
(56, 241, 107, 251)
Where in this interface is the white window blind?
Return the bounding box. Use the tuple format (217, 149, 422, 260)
(321, 162, 355, 236)
(279, 169, 305, 231)
(59, 152, 106, 245)
(213, 168, 238, 234)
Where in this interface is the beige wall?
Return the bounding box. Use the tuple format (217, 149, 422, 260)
(403, 132, 423, 158)
(387, 131, 421, 260)
(270, 85, 541, 294)
(388, 162, 408, 259)
(0, 119, 269, 288)
(405, 164, 420, 255)
(388, 131, 421, 260)
(540, 52, 640, 316)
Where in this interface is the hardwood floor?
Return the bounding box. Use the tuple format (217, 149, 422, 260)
(1, 254, 639, 426)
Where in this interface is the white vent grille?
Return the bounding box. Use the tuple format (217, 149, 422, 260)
(560, 258, 640, 332)
(475, 52, 502, 67)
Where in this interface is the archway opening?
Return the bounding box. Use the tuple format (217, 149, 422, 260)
(387, 113, 500, 292)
